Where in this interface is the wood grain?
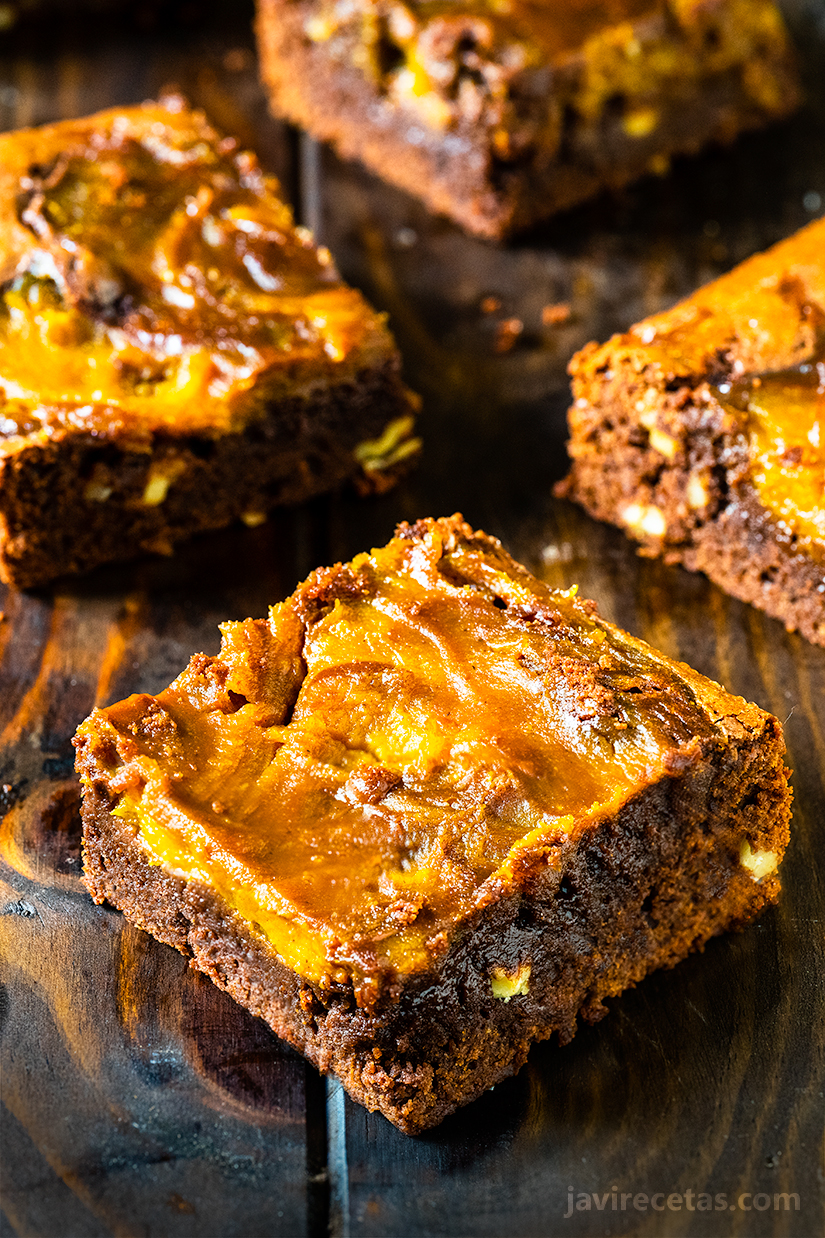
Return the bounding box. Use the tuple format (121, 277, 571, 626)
(1, 2, 824, 1235)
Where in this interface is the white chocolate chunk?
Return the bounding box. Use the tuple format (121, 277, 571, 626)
(84, 481, 112, 503)
(740, 840, 778, 881)
(490, 962, 531, 1001)
(141, 458, 187, 506)
(649, 428, 678, 459)
(304, 14, 335, 41)
(623, 107, 658, 138)
(622, 503, 666, 538)
(354, 414, 420, 471)
(687, 473, 709, 510)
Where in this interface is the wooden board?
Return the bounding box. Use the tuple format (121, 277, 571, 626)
(1, 3, 823, 1235)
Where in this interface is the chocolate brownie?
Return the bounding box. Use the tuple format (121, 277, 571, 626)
(0, 97, 419, 589)
(75, 515, 792, 1133)
(256, 0, 800, 240)
(558, 216, 825, 646)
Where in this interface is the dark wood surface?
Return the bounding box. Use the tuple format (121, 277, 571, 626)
(1, 3, 824, 1235)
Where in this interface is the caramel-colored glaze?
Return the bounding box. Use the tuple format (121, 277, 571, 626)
(0, 98, 394, 449)
(716, 354, 825, 554)
(399, 0, 659, 61)
(76, 517, 757, 1003)
(619, 219, 825, 378)
(630, 219, 825, 553)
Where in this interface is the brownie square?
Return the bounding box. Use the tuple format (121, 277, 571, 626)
(0, 97, 418, 588)
(256, 0, 800, 238)
(558, 216, 825, 646)
(76, 515, 791, 1132)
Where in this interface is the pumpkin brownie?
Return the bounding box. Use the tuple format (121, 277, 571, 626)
(0, 97, 418, 589)
(558, 216, 825, 646)
(75, 514, 792, 1133)
(256, 0, 800, 239)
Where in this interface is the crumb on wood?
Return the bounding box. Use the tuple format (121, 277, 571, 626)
(541, 302, 572, 326)
(223, 47, 253, 72)
(495, 318, 523, 352)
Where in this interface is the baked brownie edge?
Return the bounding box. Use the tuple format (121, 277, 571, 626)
(0, 358, 415, 590)
(77, 698, 790, 1134)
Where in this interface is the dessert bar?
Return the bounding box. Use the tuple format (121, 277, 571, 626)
(0, 0, 234, 30)
(0, 97, 418, 588)
(558, 216, 825, 646)
(76, 515, 791, 1133)
(256, 0, 800, 239)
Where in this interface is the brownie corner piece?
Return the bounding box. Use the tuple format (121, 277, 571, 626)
(0, 97, 419, 590)
(558, 215, 825, 646)
(255, 0, 800, 239)
(76, 514, 792, 1133)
